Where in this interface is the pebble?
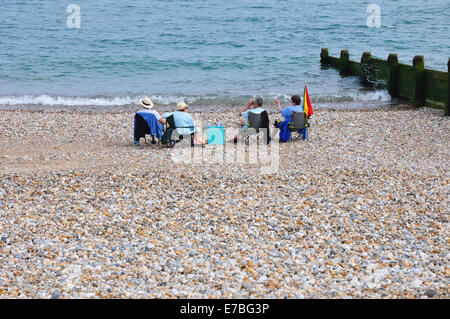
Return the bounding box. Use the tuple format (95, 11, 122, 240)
(50, 290, 61, 299)
(411, 279, 422, 288)
(0, 107, 448, 298)
(268, 218, 278, 227)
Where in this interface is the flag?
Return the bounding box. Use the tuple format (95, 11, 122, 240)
(303, 85, 314, 118)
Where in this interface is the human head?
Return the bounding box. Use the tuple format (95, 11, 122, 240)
(254, 96, 263, 107)
(177, 101, 188, 112)
(141, 96, 154, 109)
(291, 95, 301, 106)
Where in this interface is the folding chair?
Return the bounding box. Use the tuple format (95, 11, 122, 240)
(246, 111, 270, 145)
(161, 115, 195, 148)
(288, 111, 308, 141)
(133, 112, 162, 146)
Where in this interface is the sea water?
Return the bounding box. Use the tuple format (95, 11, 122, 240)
(0, 0, 449, 110)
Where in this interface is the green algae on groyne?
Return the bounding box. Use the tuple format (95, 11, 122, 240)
(321, 49, 449, 115)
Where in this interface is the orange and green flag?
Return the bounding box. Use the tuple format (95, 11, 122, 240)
(303, 85, 314, 118)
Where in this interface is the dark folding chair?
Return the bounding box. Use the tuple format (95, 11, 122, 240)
(161, 115, 195, 148)
(134, 113, 160, 146)
(288, 111, 308, 141)
(246, 111, 270, 145)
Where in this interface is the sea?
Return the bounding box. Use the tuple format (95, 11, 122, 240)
(0, 0, 449, 111)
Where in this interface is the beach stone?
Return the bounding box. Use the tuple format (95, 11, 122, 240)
(411, 279, 422, 288)
(50, 290, 61, 299)
(0, 107, 447, 299)
(268, 218, 278, 227)
(424, 289, 437, 297)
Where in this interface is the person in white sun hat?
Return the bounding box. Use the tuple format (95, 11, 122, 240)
(163, 101, 206, 145)
(133, 96, 167, 146)
(139, 96, 166, 125)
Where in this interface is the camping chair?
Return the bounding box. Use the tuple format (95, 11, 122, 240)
(245, 111, 270, 145)
(288, 111, 308, 141)
(161, 114, 195, 148)
(133, 112, 162, 146)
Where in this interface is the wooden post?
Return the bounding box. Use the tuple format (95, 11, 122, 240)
(447, 58, 450, 116)
(387, 54, 399, 98)
(360, 52, 372, 86)
(412, 55, 425, 107)
(320, 48, 329, 66)
(339, 50, 350, 75)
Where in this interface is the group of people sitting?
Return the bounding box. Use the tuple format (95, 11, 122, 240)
(134, 96, 205, 146)
(133, 94, 308, 146)
(234, 95, 308, 142)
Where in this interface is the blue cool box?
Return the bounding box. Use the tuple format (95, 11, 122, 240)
(206, 126, 225, 145)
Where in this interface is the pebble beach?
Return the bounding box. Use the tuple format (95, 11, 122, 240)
(0, 106, 448, 299)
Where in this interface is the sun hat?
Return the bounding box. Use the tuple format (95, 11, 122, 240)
(140, 96, 154, 109)
(177, 101, 188, 111)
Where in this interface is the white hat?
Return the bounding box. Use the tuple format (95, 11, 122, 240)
(177, 101, 188, 111)
(141, 96, 154, 109)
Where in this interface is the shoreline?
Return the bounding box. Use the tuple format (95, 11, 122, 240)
(0, 106, 448, 298)
(0, 90, 396, 113)
(0, 100, 406, 114)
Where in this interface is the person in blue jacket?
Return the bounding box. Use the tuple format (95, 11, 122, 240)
(271, 95, 307, 141)
(163, 102, 206, 145)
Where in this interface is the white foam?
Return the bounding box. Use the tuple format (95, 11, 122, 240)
(0, 95, 136, 106)
(269, 90, 391, 103)
(0, 94, 204, 107)
(354, 90, 391, 102)
(0, 90, 391, 108)
(149, 95, 199, 105)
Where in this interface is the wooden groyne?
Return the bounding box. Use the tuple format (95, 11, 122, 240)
(320, 48, 449, 115)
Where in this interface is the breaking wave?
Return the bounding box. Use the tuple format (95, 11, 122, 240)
(0, 90, 392, 110)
